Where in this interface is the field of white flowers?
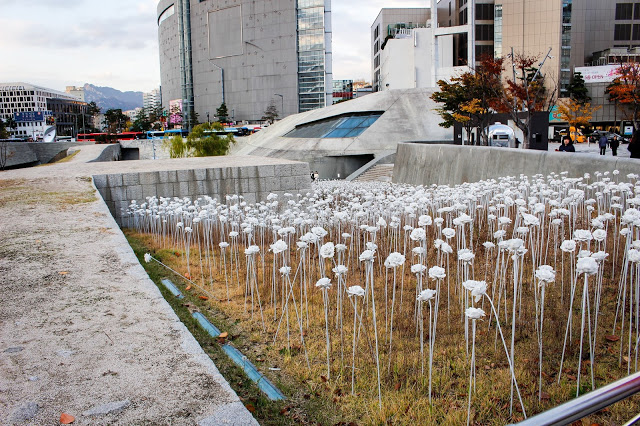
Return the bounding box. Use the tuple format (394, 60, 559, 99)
(128, 171, 640, 424)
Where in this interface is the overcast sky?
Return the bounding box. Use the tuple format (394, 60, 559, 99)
(0, 0, 426, 93)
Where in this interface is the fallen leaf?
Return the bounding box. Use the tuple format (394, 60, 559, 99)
(567, 374, 577, 381)
(36, 240, 41, 243)
(320, 375, 328, 382)
(199, 295, 209, 300)
(59, 271, 69, 275)
(219, 332, 228, 338)
(245, 403, 256, 413)
(185, 273, 191, 279)
(186, 285, 192, 291)
(624, 356, 630, 363)
(484, 365, 491, 370)
(60, 413, 75, 424)
(605, 335, 620, 342)
(394, 382, 401, 390)
(540, 392, 551, 400)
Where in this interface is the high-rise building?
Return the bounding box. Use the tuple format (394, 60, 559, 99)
(65, 85, 85, 101)
(156, 0, 332, 128)
(332, 80, 353, 103)
(371, 8, 430, 92)
(0, 82, 87, 139)
(374, 0, 632, 101)
(143, 88, 162, 111)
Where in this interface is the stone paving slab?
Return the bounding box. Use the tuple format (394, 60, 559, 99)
(0, 146, 265, 424)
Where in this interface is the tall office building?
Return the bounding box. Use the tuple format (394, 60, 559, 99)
(143, 88, 162, 111)
(498, 0, 640, 97)
(157, 0, 333, 128)
(374, 0, 633, 101)
(0, 82, 87, 139)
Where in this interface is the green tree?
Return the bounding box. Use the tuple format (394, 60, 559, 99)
(5, 116, 17, 137)
(187, 122, 235, 156)
(130, 109, 152, 132)
(163, 122, 235, 158)
(104, 109, 128, 133)
(163, 135, 190, 158)
(216, 102, 229, 123)
(0, 118, 8, 139)
(262, 101, 279, 124)
(567, 72, 591, 104)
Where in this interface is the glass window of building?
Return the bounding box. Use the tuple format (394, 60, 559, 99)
(615, 23, 632, 40)
(285, 112, 383, 138)
(476, 24, 494, 41)
(476, 4, 494, 20)
(297, 1, 326, 112)
(616, 3, 633, 20)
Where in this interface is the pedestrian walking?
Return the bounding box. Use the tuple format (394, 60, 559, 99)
(629, 132, 640, 159)
(598, 134, 608, 155)
(557, 136, 575, 152)
(610, 136, 620, 156)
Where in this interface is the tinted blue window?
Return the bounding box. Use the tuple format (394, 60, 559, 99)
(284, 112, 383, 138)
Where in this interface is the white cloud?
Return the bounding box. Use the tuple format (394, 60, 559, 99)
(0, 0, 426, 91)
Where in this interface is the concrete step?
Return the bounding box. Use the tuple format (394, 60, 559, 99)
(355, 164, 394, 182)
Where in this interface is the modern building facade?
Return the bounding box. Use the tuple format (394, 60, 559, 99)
(65, 85, 86, 101)
(143, 88, 162, 111)
(332, 79, 353, 103)
(156, 0, 333, 128)
(372, 1, 495, 92)
(0, 82, 85, 139)
(371, 8, 430, 92)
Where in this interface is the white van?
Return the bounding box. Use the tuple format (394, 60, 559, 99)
(488, 123, 516, 148)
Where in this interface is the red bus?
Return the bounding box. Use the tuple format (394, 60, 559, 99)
(117, 132, 146, 140)
(77, 132, 146, 143)
(77, 133, 107, 142)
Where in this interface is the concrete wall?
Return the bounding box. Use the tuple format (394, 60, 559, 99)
(88, 144, 121, 163)
(119, 139, 170, 160)
(93, 161, 311, 225)
(3, 142, 82, 169)
(231, 88, 454, 179)
(393, 143, 640, 186)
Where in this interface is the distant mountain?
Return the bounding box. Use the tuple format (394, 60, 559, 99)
(83, 83, 143, 112)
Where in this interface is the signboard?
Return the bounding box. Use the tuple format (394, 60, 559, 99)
(14, 111, 50, 122)
(169, 99, 183, 124)
(574, 65, 620, 84)
(549, 105, 562, 122)
(624, 125, 634, 136)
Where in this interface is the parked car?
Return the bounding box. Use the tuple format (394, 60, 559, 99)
(591, 130, 629, 144)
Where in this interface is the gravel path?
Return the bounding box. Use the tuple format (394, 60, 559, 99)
(0, 146, 258, 425)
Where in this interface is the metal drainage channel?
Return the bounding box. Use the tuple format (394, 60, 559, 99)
(163, 279, 285, 401)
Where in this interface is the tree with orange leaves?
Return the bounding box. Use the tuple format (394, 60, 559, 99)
(493, 51, 558, 149)
(606, 62, 640, 131)
(557, 99, 600, 133)
(431, 54, 504, 145)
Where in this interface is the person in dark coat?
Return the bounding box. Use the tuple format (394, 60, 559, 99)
(629, 132, 640, 159)
(598, 134, 608, 155)
(610, 136, 620, 156)
(558, 136, 575, 152)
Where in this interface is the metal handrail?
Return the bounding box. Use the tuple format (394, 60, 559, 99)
(513, 371, 640, 426)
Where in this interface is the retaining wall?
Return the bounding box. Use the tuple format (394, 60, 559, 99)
(93, 161, 311, 225)
(3, 142, 82, 168)
(393, 143, 640, 186)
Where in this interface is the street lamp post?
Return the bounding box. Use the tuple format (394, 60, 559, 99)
(206, 111, 210, 124)
(274, 93, 283, 118)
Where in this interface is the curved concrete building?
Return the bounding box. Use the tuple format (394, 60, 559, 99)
(232, 88, 453, 178)
(157, 0, 333, 128)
